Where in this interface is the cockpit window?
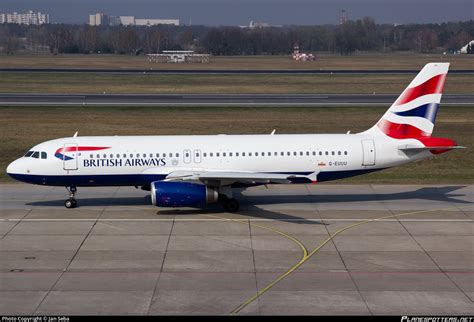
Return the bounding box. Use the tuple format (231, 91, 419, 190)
(24, 151, 34, 157)
(41, 152, 47, 159)
(31, 151, 40, 159)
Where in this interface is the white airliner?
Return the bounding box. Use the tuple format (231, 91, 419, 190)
(7, 63, 463, 211)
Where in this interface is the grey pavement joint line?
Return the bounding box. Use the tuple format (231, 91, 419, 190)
(31, 186, 117, 314)
(146, 216, 175, 315)
(398, 220, 474, 303)
(323, 221, 373, 315)
(0, 208, 32, 240)
(247, 220, 261, 315)
(230, 205, 474, 314)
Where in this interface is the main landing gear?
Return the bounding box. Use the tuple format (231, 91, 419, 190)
(218, 187, 239, 213)
(64, 186, 77, 209)
(222, 198, 239, 212)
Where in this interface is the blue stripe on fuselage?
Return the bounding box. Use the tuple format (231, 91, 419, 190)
(8, 168, 386, 187)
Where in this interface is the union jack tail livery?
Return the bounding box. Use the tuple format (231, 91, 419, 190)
(364, 63, 459, 153)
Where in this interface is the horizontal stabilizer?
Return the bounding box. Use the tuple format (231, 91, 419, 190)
(399, 146, 466, 152)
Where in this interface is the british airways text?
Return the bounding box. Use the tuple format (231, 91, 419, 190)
(83, 158, 166, 167)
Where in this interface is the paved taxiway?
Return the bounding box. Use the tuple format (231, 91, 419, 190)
(0, 93, 473, 107)
(0, 184, 472, 315)
(1, 68, 473, 74)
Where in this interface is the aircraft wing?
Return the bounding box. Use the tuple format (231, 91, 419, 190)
(163, 169, 319, 186)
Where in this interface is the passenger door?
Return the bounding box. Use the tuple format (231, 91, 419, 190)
(63, 143, 78, 170)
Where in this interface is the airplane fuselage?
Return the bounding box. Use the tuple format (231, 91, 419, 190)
(7, 133, 429, 187)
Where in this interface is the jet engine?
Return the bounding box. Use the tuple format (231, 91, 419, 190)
(150, 181, 218, 207)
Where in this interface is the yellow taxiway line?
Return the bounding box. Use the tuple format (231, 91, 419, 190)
(225, 205, 473, 315)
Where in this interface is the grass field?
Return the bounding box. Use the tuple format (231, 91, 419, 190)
(1, 106, 472, 184)
(1, 73, 472, 94)
(1, 53, 473, 70)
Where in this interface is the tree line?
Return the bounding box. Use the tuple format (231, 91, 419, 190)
(0, 18, 472, 55)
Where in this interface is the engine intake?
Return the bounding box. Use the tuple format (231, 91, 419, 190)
(151, 181, 218, 207)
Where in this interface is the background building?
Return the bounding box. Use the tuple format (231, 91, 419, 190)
(240, 20, 282, 29)
(88, 13, 179, 26)
(339, 10, 349, 24)
(0, 11, 49, 25)
(119, 16, 135, 26)
(135, 18, 179, 26)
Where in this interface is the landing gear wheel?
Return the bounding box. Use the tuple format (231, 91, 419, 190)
(65, 198, 77, 209)
(65, 186, 78, 209)
(223, 198, 239, 213)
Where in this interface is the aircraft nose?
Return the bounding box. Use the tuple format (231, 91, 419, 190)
(6, 159, 22, 176)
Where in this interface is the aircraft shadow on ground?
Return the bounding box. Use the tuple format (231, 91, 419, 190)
(26, 186, 471, 225)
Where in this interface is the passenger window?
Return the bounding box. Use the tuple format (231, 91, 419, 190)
(210, 152, 213, 157)
(242, 152, 245, 156)
(338, 151, 341, 155)
(319, 151, 322, 156)
(332, 151, 335, 155)
(236, 152, 239, 157)
(293, 152, 297, 156)
(130, 154, 133, 158)
(344, 151, 348, 155)
(229, 152, 233, 157)
(90, 154, 93, 158)
(32, 151, 39, 159)
(325, 151, 328, 155)
(203, 153, 207, 157)
(287, 152, 290, 156)
(249, 152, 252, 156)
(123, 154, 127, 158)
(312, 151, 316, 156)
(110, 154, 113, 158)
(41, 152, 47, 159)
(176, 153, 179, 157)
(306, 152, 309, 156)
(300, 152, 303, 156)
(97, 154, 100, 158)
(216, 152, 220, 157)
(223, 152, 226, 157)
(25, 151, 34, 157)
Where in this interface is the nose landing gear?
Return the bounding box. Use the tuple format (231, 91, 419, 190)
(65, 186, 77, 208)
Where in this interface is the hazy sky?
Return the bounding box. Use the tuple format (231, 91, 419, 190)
(1, 0, 472, 25)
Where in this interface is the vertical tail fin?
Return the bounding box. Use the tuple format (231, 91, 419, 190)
(364, 63, 449, 138)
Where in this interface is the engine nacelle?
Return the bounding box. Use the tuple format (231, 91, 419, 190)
(150, 181, 219, 207)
